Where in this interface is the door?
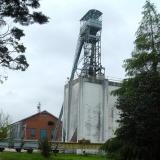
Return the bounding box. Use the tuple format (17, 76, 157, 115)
(40, 129, 47, 139)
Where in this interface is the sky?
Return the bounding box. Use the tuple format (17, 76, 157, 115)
(0, 0, 160, 122)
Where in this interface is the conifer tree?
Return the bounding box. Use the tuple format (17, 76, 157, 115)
(112, 1, 160, 159)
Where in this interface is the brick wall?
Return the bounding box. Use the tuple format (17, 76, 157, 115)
(23, 112, 61, 140)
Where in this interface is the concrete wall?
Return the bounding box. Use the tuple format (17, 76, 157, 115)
(68, 82, 79, 140)
(63, 81, 80, 141)
(104, 84, 119, 140)
(63, 77, 119, 143)
(78, 81, 103, 143)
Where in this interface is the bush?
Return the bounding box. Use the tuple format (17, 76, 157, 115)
(39, 138, 51, 158)
(101, 137, 122, 160)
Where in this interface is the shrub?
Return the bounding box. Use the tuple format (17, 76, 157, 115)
(101, 137, 122, 160)
(39, 138, 51, 158)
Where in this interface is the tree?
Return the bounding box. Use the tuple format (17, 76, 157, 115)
(111, 1, 160, 160)
(0, 0, 48, 81)
(0, 110, 10, 139)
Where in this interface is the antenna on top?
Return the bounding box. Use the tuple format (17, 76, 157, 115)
(37, 102, 41, 113)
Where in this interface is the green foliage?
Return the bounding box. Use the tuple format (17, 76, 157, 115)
(101, 137, 122, 160)
(112, 1, 160, 160)
(123, 1, 160, 76)
(0, 111, 10, 139)
(101, 137, 122, 153)
(0, 0, 49, 82)
(114, 72, 160, 160)
(39, 138, 51, 158)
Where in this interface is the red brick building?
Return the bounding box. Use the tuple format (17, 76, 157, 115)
(10, 111, 61, 141)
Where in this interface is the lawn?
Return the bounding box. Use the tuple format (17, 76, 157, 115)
(0, 152, 106, 160)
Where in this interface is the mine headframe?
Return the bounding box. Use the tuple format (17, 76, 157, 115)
(70, 9, 105, 81)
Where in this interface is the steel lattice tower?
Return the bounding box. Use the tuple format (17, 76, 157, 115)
(70, 9, 104, 81)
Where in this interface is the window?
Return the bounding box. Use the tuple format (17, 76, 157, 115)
(48, 121, 54, 126)
(51, 128, 56, 140)
(31, 128, 36, 139)
(40, 129, 47, 139)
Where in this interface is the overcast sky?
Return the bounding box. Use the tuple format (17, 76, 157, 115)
(0, 0, 160, 122)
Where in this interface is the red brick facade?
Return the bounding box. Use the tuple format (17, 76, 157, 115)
(22, 111, 61, 141)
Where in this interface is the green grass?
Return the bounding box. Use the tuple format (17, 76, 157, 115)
(0, 152, 106, 160)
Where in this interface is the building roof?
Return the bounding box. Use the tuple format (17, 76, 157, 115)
(11, 110, 59, 125)
(80, 9, 102, 21)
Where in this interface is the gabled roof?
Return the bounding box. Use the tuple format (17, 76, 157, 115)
(11, 110, 59, 125)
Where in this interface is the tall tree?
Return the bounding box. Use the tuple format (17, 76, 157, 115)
(0, 0, 48, 81)
(112, 1, 160, 159)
